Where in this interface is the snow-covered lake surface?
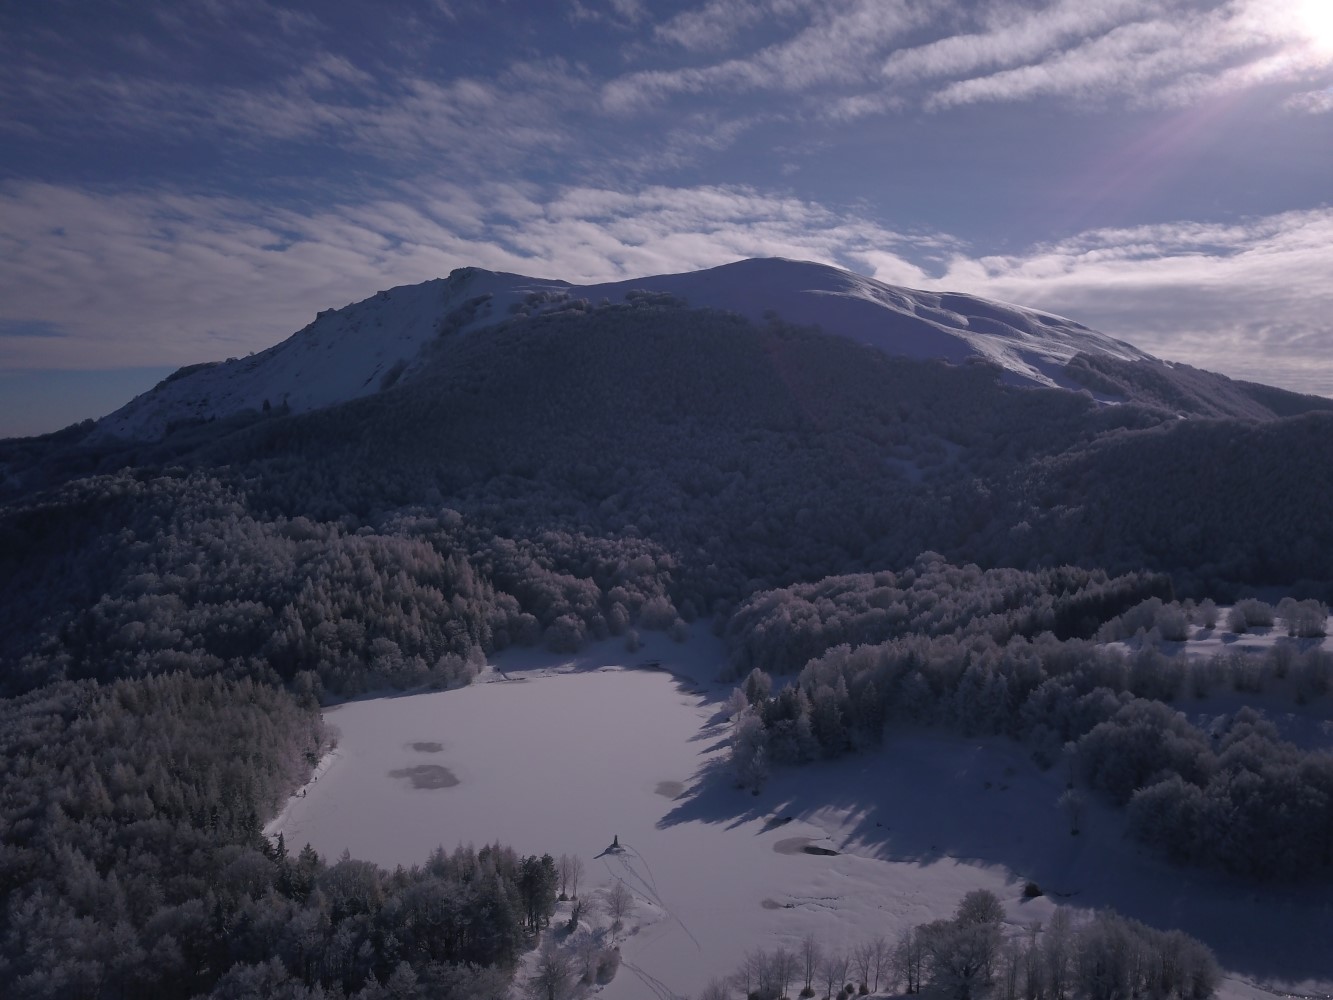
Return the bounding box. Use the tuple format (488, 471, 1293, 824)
(268, 628, 1332, 1000)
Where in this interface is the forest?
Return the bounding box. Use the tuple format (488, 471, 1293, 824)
(726, 570, 1333, 880)
(3, 298, 1333, 996)
(699, 890, 1219, 1000)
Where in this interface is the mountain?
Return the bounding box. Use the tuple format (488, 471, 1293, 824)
(94, 257, 1166, 441)
(7, 258, 1333, 1000)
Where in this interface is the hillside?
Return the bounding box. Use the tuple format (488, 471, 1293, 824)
(87, 258, 1155, 441)
(6, 299, 1333, 693)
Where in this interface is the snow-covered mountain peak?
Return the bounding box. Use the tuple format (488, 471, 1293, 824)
(94, 257, 1154, 441)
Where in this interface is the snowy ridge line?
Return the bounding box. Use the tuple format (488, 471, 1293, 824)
(92, 256, 1158, 441)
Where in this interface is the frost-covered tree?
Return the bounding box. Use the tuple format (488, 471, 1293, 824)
(605, 881, 634, 932)
(731, 706, 770, 792)
(527, 942, 576, 1000)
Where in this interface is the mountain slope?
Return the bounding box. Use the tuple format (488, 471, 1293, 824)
(94, 257, 1159, 441)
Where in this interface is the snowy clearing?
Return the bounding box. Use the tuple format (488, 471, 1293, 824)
(268, 628, 1332, 1000)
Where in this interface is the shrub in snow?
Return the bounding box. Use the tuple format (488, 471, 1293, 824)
(1228, 598, 1274, 632)
(1277, 596, 1328, 638)
(1156, 604, 1189, 641)
(1225, 605, 1248, 633)
(595, 947, 621, 984)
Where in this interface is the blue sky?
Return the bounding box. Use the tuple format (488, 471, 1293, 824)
(2, 0, 1332, 437)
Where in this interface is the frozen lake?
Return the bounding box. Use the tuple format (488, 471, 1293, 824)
(268, 630, 1333, 1000)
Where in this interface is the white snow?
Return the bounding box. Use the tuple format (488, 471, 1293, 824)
(1102, 616, 1333, 751)
(267, 626, 1331, 1000)
(93, 258, 1155, 441)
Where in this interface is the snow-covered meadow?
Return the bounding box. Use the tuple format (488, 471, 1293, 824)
(1102, 618, 1333, 751)
(268, 627, 1332, 1000)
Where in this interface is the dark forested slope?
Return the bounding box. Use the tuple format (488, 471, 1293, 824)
(5, 301, 1333, 699)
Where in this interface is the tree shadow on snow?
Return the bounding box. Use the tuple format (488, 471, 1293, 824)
(662, 727, 1332, 985)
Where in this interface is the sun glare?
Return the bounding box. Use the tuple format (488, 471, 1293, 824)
(1293, 0, 1333, 54)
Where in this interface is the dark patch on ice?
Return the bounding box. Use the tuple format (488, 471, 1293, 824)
(409, 741, 444, 753)
(771, 836, 838, 856)
(389, 764, 459, 789)
(655, 780, 685, 799)
(760, 898, 786, 910)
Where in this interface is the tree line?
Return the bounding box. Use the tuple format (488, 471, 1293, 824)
(697, 891, 1217, 1000)
(729, 570, 1333, 881)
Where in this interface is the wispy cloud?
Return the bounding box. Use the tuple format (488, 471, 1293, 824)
(882, 0, 1150, 86)
(902, 0, 1333, 110)
(654, 0, 816, 52)
(626, 0, 1333, 120)
(4, 178, 1331, 399)
(920, 209, 1333, 396)
(1, 51, 593, 179)
(1286, 86, 1333, 113)
(602, 0, 920, 111)
(568, 0, 649, 27)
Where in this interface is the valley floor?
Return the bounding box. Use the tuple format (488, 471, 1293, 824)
(267, 626, 1332, 1000)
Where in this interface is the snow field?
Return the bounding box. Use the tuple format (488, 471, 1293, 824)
(268, 627, 1332, 1000)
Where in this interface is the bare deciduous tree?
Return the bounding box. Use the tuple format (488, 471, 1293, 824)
(557, 853, 584, 899)
(772, 947, 799, 999)
(998, 941, 1024, 1000)
(801, 931, 823, 994)
(819, 950, 850, 1000)
(571, 930, 600, 984)
(892, 927, 925, 995)
(852, 940, 875, 992)
(956, 888, 1005, 927)
(1044, 908, 1074, 1000)
(567, 854, 584, 898)
(870, 934, 890, 993)
(605, 880, 634, 932)
(557, 853, 573, 898)
(527, 942, 576, 1000)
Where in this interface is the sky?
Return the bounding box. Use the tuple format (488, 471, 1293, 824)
(2, 0, 1331, 438)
